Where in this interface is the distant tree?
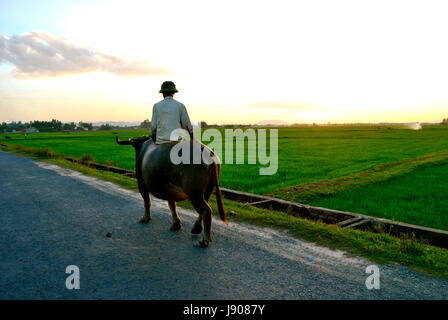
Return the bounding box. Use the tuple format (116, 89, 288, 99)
(140, 119, 151, 129)
(63, 122, 77, 131)
(8, 121, 26, 130)
(29, 119, 62, 132)
(99, 124, 112, 130)
(78, 122, 93, 131)
(442, 118, 448, 125)
(50, 119, 62, 131)
(199, 121, 208, 128)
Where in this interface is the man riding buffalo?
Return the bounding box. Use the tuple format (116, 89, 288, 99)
(150, 81, 193, 144)
(116, 81, 226, 248)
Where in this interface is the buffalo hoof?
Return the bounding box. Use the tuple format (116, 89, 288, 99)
(139, 216, 151, 223)
(198, 240, 210, 248)
(191, 224, 202, 235)
(170, 221, 182, 231)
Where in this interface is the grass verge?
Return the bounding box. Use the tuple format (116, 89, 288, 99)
(1, 144, 448, 279)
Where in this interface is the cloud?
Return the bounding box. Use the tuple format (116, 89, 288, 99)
(0, 31, 170, 78)
(250, 101, 323, 110)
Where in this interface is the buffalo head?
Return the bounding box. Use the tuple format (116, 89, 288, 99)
(116, 136, 149, 146)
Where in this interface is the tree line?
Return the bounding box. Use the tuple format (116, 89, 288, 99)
(1, 119, 153, 132)
(1, 120, 94, 132)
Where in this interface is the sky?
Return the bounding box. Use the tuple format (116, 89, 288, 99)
(1, 0, 448, 124)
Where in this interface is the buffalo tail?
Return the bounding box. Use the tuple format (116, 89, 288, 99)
(212, 162, 227, 224)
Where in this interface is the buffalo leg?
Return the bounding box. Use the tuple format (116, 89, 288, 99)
(191, 197, 212, 247)
(191, 181, 213, 235)
(204, 181, 214, 202)
(191, 216, 202, 234)
(138, 182, 151, 223)
(168, 201, 182, 231)
(140, 194, 151, 223)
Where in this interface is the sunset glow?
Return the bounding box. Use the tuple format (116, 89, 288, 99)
(1, 0, 448, 124)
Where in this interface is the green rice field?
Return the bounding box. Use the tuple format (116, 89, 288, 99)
(2, 125, 448, 230)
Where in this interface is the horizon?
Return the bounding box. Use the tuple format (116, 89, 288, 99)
(1, 0, 448, 124)
(1, 118, 441, 127)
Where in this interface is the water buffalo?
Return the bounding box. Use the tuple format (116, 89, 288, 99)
(116, 136, 227, 247)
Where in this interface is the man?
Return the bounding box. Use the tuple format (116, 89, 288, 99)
(150, 81, 193, 144)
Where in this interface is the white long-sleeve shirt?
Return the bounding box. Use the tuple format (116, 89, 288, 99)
(150, 96, 193, 144)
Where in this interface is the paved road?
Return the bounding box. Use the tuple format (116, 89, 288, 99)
(0, 151, 447, 299)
